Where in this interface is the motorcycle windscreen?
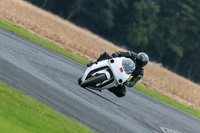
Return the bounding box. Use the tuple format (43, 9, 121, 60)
(122, 58, 136, 74)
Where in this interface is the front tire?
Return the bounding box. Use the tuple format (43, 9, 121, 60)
(80, 74, 107, 88)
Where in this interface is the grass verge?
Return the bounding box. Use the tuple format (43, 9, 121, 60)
(0, 18, 200, 120)
(0, 19, 88, 66)
(0, 81, 93, 133)
(134, 84, 200, 119)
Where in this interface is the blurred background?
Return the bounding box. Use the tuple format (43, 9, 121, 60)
(26, 0, 200, 83)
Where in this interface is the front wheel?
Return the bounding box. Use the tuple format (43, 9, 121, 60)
(80, 74, 107, 88)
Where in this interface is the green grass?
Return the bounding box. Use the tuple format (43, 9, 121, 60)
(0, 19, 88, 66)
(0, 81, 93, 133)
(0, 18, 200, 127)
(134, 83, 200, 119)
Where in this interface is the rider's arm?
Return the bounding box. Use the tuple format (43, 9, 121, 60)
(111, 51, 137, 59)
(126, 68, 144, 87)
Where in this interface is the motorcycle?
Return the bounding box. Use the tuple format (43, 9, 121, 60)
(78, 57, 136, 91)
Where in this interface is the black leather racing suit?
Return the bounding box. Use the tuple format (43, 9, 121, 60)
(97, 51, 144, 97)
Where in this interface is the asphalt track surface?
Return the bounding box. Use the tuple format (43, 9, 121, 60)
(0, 27, 200, 133)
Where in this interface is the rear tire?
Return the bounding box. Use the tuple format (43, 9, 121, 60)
(108, 85, 126, 97)
(78, 77, 82, 85)
(80, 74, 107, 88)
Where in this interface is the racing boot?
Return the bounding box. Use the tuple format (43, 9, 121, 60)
(87, 61, 98, 67)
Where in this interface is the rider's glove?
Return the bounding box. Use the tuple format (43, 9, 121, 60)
(125, 81, 135, 87)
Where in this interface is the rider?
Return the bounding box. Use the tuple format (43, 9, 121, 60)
(87, 51, 149, 97)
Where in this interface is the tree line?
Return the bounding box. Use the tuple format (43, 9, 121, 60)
(26, 0, 200, 82)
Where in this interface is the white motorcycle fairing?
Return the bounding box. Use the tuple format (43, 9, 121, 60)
(80, 57, 134, 90)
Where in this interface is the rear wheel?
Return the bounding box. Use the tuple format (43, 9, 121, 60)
(108, 85, 126, 97)
(78, 77, 82, 85)
(80, 74, 107, 88)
